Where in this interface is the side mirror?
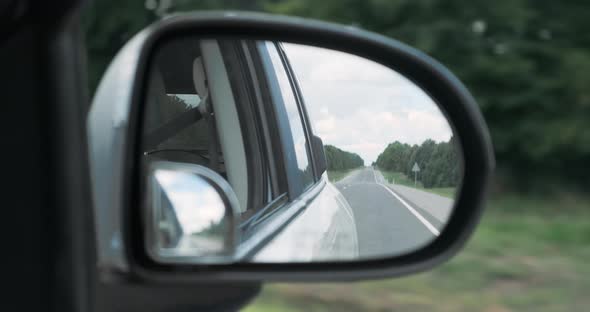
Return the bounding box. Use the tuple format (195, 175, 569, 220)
(311, 135, 327, 176)
(145, 161, 239, 264)
(88, 11, 493, 282)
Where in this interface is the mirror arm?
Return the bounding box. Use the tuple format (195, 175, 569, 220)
(312, 135, 327, 176)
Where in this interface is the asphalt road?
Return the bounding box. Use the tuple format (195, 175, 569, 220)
(334, 167, 440, 259)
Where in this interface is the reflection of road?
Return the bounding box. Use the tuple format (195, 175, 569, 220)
(334, 167, 442, 259)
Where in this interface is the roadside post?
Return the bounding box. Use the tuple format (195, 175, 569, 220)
(412, 162, 420, 187)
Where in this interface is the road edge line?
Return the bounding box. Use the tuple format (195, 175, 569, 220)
(376, 183, 440, 236)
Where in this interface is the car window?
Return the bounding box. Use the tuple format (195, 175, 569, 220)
(143, 66, 219, 173)
(264, 42, 315, 191)
(142, 39, 258, 212)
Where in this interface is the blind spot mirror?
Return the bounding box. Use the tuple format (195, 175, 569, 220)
(145, 161, 239, 264)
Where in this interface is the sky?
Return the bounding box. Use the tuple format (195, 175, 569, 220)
(156, 169, 225, 234)
(283, 43, 453, 164)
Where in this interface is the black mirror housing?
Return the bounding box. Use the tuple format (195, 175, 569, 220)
(88, 11, 494, 283)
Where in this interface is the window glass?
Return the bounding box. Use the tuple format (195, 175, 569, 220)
(142, 39, 226, 181)
(143, 80, 222, 172)
(265, 42, 314, 188)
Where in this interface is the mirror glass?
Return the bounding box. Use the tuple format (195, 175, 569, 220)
(146, 163, 235, 263)
(140, 37, 462, 263)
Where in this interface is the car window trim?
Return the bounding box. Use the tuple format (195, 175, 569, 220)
(275, 43, 320, 181)
(245, 41, 289, 197)
(218, 39, 268, 217)
(255, 40, 309, 198)
(233, 41, 327, 254)
(232, 40, 326, 237)
(239, 192, 288, 236)
(256, 41, 326, 198)
(235, 179, 326, 260)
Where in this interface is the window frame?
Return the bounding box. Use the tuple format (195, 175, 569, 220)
(275, 43, 322, 181)
(232, 40, 292, 239)
(228, 40, 328, 249)
(258, 41, 318, 195)
(217, 39, 269, 221)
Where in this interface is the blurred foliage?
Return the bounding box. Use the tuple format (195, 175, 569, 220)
(324, 145, 364, 171)
(84, 0, 590, 192)
(375, 138, 460, 188)
(247, 195, 590, 311)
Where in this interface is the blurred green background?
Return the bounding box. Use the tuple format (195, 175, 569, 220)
(84, 1, 590, 310)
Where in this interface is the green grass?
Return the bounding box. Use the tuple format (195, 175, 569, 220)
(426, 187, 456, 198)
(380, 171, 418, 187)
(326, 169, 356, 183)
(379, 170, 456, 198)
(245, 194, 590, 312)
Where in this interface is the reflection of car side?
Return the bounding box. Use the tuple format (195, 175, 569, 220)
(141, 39, 358, 262)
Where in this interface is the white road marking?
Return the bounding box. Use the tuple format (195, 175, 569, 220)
(371, 168, 439, 236)
(346, 168, 439, 235)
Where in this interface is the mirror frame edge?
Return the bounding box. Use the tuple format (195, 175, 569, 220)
(144, 161, 241, 264)
(92, 11, 494, 283)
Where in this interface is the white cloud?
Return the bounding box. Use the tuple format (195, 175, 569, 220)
(284, 43, 453, 164)
(156, 170, 225, 234)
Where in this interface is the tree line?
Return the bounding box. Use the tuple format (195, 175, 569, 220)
(85, 0, 590, 191)
(324, 145, 364, 171)
(375, 138, 461, 188)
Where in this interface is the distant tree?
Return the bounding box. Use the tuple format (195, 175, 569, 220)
(324, 145, 364, 171)
(85, 0, 590, 190)
(376, 137, 460, 188)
